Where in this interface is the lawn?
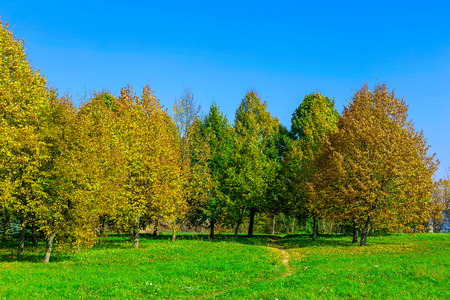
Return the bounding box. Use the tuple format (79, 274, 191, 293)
(1, 233, 449, 299)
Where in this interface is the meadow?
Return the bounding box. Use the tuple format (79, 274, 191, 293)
(1, 233, 449, 299)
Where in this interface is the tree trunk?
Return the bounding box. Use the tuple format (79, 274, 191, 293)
(171, 222, 177, 242)
(291, 217, 295, 234)
(322, 219, 326, 234)
(210, 219, 215, 239)
(1, 215, 10, 241)
(43, 233, 56, 263)
(31, 223, 38, 247)
(234, 220, 241, 242)
(272, 215, 276, 235)
(17, 222, 26, 259)
(312, 216, 318, 241)
(133, 218, 139, 249)
(359, 217, 372, 246)
(153, 220, 159, 236)
(352, 221, 359, 243)
(247, 208, 256, 237)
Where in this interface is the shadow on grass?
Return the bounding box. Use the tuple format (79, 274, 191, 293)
(0, 239, 74, 264)
(1, 231, 404, 263)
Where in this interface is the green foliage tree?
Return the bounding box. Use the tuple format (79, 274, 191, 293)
(288, 92, 339, 240)
(226, 91, 280, 240)
(189, 102, 233, 238)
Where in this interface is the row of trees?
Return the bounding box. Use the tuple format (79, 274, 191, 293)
(0, 22, 442, 262)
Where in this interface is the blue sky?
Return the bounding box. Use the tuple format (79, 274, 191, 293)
(1, 0, 449, 178)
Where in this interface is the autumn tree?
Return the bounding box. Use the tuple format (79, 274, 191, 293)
(116, 85, 185, 247)
(315, 83, 437, 246)
(429, 178, 450, 233)
(226, 91, 280, 240)
(288, 92, 339, 240)
(0, 21, 56, 258)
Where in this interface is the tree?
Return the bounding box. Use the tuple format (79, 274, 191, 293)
(172, 87, 208, 241)
(288, 92, 339, 240)
(315, 83, 437, 246)
(226, 91, 280, 240)
(116, 85, 185, 247)
(189, 102, 233, 238)
(0, 21, 55, 258)
(429, 178, 450, 233)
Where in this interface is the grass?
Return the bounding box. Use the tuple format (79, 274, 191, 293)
(1, 233, 449, 299)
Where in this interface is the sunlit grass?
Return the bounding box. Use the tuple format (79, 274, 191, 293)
(1, 233, 449, 299)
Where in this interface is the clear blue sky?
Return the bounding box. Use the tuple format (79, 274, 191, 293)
(1, 0, 449, 178)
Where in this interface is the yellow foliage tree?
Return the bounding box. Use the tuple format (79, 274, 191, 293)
(315, 84, 437, 245)
(116, 85, 185, 247)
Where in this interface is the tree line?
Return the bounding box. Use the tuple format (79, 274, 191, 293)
(0, 22, 444, 262)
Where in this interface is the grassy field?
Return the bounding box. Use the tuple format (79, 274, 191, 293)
(1, 233, 449, 299)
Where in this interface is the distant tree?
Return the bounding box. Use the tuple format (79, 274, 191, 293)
(288, 92, 339, 241)
(226, 91, 280, 240)
(315, 84, 437, 246)
(429, 179, 450, 233)
(172, 87, 211, 241)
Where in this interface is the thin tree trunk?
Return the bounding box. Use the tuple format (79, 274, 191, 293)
(234, 220, 241, 242)
(272, 215, 276, 235)
(1, 216, 10, 241)
(17, 221, 26, 259)
(360, 217, 372, 246)
(352, 221, 358, 243)
(43, 233, 56, 263)
(133, 218, 139, 249)
(153, 220, 159, 236)
(312, 216, 318, 241)
(322, 219, 326, 234)
(291, 217, 295, 234)
(248, 208, 256, 237)
(210, 219, 215, 239)
(31, 223, 38, 247)
(171, 220, 177, 242)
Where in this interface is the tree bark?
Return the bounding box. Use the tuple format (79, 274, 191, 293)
(43, 233, 56, 263)
(359, 217, 372, 246)
(352, 221, 358, 243)
(234, 220, 241, 242)
(272, 215, 276, 235)
(153, 220, 159, 236)
(210, 219, 215, 239)
(312, 216, 318, 241)
(1, 215, 10, 241)
(322, 219, 326, 234)
(171, 219, 177, 242)
(291, 217, 295, 234)
(17, 221, 26, 259)
(247, 208, 256, 237)
(31, 223, 38, 247)
(133, 218, 139, 249)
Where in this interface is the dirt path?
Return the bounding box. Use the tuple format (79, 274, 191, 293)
(269, 238, 294, 277)
(200, 237, 294, 299)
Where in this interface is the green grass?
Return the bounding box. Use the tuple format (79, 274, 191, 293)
(1, 233, 449, 299)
